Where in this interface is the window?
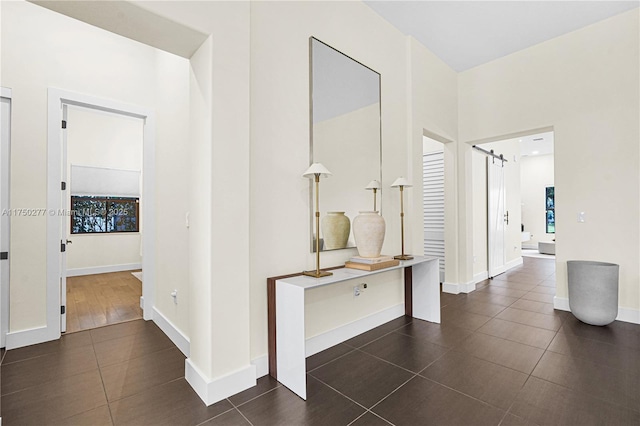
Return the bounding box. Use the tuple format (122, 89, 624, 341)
(545, 186, 555, 233)
(71, 196, 139, 234)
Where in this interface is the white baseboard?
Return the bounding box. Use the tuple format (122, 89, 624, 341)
(617, 307, 640, 324)
(444, 259, 523, 295)
(473, 271, 489, 284)
(305, 304, 404, 357)
(66, 263, 142, 277)
(506, 257, 524, 270)
(185, 359, 256, 406)
(250, 304, 405, 379)
(5, 325, 58, 350)
(553, 296, 570, 312)
(442, 281, 475, 294)
(252, 355, 269, 378)
(152, 307, 190, 357)
(554, 296, 640, 325)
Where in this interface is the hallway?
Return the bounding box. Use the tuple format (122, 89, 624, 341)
(1, 257, 639, 425)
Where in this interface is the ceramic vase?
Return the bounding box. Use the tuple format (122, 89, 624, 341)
(353, 211, 386, 257)
(321, 212, 350, 250)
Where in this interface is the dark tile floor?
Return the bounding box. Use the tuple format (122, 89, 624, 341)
(2, 256, 640, 425)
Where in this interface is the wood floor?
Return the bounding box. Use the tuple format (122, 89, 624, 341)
(66, 270, 143, 333)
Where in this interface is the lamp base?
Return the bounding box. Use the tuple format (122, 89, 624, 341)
(302, 270, 333, 278)
(394, 254, 414, 261)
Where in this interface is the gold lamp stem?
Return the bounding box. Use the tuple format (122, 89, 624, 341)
(314, 175, 321, 275)
(395, 185, 413, 260)
(304, 174, 333, 278)
(373, 188, 377, 212)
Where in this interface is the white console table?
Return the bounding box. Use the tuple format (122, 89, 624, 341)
(266, 256, 440, 400)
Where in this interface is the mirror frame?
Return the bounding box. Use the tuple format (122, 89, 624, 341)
(309, 37, 383, 253)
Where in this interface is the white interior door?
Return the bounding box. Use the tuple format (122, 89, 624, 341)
(487, 157, 507, 277)
(60, 104, 68, 333)
(423, 151, 445, 282)
(1, 91, 11, 346)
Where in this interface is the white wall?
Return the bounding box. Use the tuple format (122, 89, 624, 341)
(66, 106, 142, 272)
(249, 1, 459, 362)
(459, 9, 640, 315)
(1, 1, 190, 336)
(521, 154, 555, 248)
(408, 38, 459, 287)
(472, 150, 487, 276)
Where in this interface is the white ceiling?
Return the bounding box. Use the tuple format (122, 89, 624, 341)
(364, 1, 640, 71)
(519, 131, 554, 157)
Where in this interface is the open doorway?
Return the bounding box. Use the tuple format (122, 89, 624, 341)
(519, 132, 555, 259)
(471, 130, 555, 280)
(63, 105, 144, 333)
(422, 135, 445, 282)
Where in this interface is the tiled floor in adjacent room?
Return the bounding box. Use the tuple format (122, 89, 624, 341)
(2, 257, 640, 425)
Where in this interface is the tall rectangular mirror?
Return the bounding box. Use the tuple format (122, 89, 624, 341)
(310, 37, 382, 252)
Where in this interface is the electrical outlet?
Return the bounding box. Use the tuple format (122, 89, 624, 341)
(353, 286, 361, 297)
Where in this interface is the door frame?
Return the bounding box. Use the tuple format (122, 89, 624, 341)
(1, 87, 12, 347)
(45, 88, 155, 341)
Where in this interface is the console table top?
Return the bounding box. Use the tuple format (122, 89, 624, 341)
(277, 255, 438, 290)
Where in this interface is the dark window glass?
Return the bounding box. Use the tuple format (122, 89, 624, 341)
(71, 196, 139, 234)
(545, 186, 555, 233)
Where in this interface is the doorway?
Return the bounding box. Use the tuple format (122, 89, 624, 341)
(471, 130, 555, 281)
(47, 89, 156, 339)
(63, 105, 144, 333)
(422, 135, 445, 282)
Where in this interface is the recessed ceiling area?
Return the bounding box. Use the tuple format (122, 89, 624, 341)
(365, 1, 639, 71)
(520, 132, 554, 157)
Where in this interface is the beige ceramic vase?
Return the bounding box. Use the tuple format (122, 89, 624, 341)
(321, 212, 350, 250)
(353, 211, 386, 257)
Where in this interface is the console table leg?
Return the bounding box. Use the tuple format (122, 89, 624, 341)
(404, 266, 413, 317)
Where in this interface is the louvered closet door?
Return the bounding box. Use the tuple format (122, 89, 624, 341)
(423, 151, 445, 282)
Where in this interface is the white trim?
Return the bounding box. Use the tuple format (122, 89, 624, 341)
(0, 87, 11, 99)
(554, 296, 640, 325)
(306, 304, 404, 357)
(46, 88, 156, 342)
(5, 326, 54, 350)
(185, 359, 256, 406)
(444, 259, 522, 295)
(505, 256, 524, 270)
(66, 263, 142, 277)
(250, 303, 411, 379)
(553, 296, 570, 312)
(473, 271, 489, 284)
(251, 355, 269, 378)
(442, 280, 476, 294)
(617, 307, 640, 325)
(152, 307, 190, 357)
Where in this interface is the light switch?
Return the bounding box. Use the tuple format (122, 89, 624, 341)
(577, 212, 585, 223)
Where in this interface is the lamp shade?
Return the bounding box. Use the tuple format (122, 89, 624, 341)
(365, 179, 381, 190)
(391, 177, 412, 188)
(302, 163, 332, 178)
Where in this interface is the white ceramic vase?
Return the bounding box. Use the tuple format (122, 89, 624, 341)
(353, 211, 386, 258)
(321, 211, 350, 250)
